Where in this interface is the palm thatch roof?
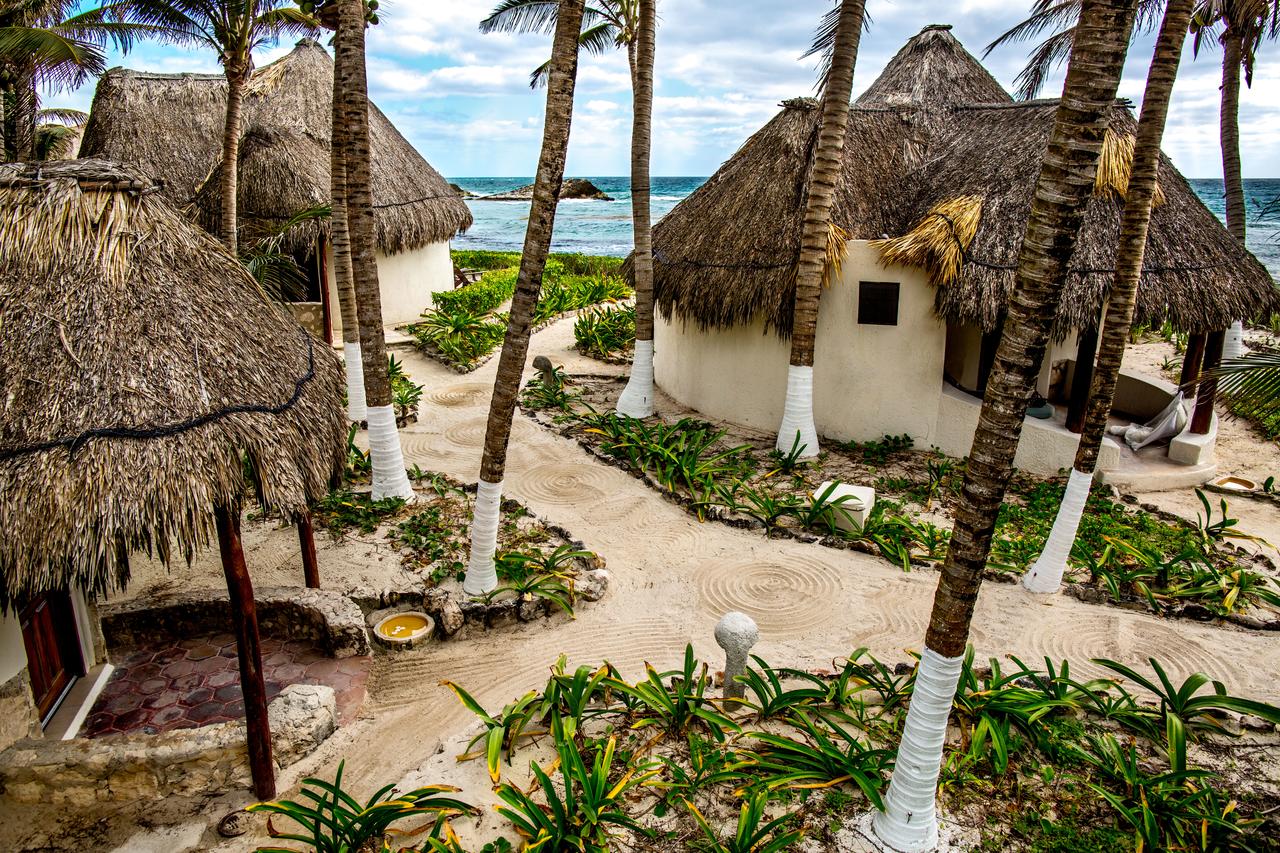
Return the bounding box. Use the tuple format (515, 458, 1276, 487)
(0, 159, 346, 612)
(647, 24, 1276, 338)
(80, 40, 472, 254)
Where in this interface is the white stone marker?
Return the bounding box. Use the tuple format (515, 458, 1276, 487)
(714, 611, 759, 700)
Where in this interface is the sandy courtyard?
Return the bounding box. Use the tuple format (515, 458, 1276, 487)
(5, 317, 1278, 852)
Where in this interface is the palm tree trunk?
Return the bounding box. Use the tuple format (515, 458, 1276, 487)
(464, 0, 586, 596)
(329, 10, 367, 423)
(338, 0, 412, 500)
(873, 2, 1136, 849)
(1023, 0, 1193, 596)
(1219, 33, 1246, 359)
(775, 0, 865, 458)
(12, 65, 36, 161)
(615, 0, 657, 419)
(219, 65, 250, 252)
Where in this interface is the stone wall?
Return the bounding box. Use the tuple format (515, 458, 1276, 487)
(0, 684, 335, 804)
(100, 587, 368, 658)
(0, 670, 38, 753)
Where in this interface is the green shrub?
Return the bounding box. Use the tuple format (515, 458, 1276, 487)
(409, 306, 507, 368)
(450, 249, 521, 270)
(432, 268, 519, 315)
(574, 303, 636, 359)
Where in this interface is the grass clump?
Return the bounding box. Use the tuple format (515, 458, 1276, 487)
(418, 255, 630, 370)
(574, 303, 636, 360)
(291, 647, 1279, 852)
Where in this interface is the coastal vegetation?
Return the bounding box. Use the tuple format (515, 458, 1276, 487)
(520, 374, 1280, 623)
(410, 254, 630, 370)
(255, 646, 1280, 852)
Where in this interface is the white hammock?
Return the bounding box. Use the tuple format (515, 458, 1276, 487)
(1106, 391, 1190, 451)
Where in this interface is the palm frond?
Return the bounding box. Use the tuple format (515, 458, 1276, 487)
(527, 21, 620, 88)
(0, 26, 106, 90)
(36, 106, 87, 125)
(985, 0, 1082, 57)
(1011, 27, 1077, 100)
(33, 122, 78, 160)
(800, 1, 872, 89)
(1201, 353, 1280, 423)
(480, 0, 566, 35)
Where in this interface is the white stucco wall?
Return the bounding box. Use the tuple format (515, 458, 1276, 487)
(325, 240, 454, 336)
(655, 241, 948, 446)
(653, 239, 1131, 475)
(1, 613, 26, 683)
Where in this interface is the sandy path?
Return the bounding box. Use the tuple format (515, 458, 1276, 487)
(255, 321, 1280, 794)
(30, 318, 1280, 852)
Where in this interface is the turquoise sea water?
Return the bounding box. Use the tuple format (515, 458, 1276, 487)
(451, 176, 1280, 283)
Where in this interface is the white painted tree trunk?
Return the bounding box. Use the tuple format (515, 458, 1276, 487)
(464, 479, 504, 595)
(616, 339, 655, 418)
(366, 405, 414, 501)
(1022, 467, 1093, 594)
(1222, 321, 1246, 360)
(872, 648, 964, 853)
(344, 342, 368, 423)
(776, 365, 820, 457)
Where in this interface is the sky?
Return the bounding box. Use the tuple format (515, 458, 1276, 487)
(52, 0, 1280, 179)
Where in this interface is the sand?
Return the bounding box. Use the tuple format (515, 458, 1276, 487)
(8, 318, 1280, 852)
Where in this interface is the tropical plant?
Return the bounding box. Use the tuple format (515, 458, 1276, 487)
(238, 203, 331, 300)
(873, 3, 1139, 848)
(442, 681, 545, 783)
(1007, 0, 1196, 597)
(0, 1, 152, 160)
(775, 0, 866, 458)
(119, 0, 317, 251)
(685, 790, 804, 853)
(479, 570, 577, 616)
(573, 302, 635, 359)
(494, 730, 657, 851)
(608, 645, 740, 740)
(464, 0, 586, 596)
(479, 0, 658, 418)
(1092, 657, 1280, 737)
(742, 709, 891, 805)
(247, 760, 470, 853)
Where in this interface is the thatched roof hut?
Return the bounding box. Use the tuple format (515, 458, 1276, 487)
(0, 158, 346, 611)
(648, 24, 1276, 338)
(80, 39, 472, 254)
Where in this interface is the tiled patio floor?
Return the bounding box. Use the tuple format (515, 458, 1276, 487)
(81, 634, 370, 738)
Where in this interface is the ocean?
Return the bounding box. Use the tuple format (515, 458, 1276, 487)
(451, 176, 1280, 283)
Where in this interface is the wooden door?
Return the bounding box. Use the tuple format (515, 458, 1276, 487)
(19, 591, 83, 724)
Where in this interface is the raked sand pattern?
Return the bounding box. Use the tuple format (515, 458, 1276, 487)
(107, 314, 1280, 853)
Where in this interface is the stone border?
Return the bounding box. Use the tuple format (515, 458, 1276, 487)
(100, 586, 369, 658)
(339, 482, 610, 643)
(522, 397, 1279, 632)
(0, 684, 335, 804)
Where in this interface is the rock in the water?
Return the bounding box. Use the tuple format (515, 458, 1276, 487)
(449, 182, 476, 198)
(479, 178, 612, 202)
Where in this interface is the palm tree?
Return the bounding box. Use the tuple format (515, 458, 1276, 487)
(0, 1, 150, 160)
(122, 1, 317, 252)
(1022, 0, 1196, 595)
(479, 0, 660, 418)
(300, 0, 366, 423)
(871, 1, 1138, 849)
(614, 0, 655, 417)
(332, 0, 411, 500)
(464, 0, 586, 596)
(774, 0, 865, 458)
(1192, 0, 1278, 358)
(991, 0, 1279, 362)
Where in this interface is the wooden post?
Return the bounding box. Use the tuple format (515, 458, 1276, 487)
(1066, 325, 1099, 433)
(298, 513, 320, 589)
(317, 235, 333, 346)
(215, 505, 275, 801)
(1191, 329, 1225, 435)
(1180, 332, 1206, 387)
